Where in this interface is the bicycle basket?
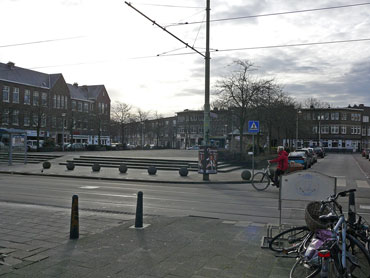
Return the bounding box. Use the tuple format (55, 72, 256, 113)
(305, 202, 330, 232)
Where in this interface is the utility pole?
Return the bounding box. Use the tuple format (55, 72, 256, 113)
(203, 0, 211, 181)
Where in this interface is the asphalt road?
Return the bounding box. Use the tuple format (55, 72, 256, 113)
(0, 153, 369, 226)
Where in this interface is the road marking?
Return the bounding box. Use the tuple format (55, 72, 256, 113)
(80, 186, 100, 189)
(336, 178, 346, 187)
(360, 205, 370, 210)
(356, 180, 370, 188)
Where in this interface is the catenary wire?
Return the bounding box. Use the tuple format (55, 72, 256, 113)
(0, 36, 85, 48)
(165, 2, 370, 27)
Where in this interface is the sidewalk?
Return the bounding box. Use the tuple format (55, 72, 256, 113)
(1, 214, 294, 278)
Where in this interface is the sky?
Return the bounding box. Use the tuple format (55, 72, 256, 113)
(2, 0, 370, 117)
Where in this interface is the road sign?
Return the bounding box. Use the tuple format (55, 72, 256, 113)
(248, 120, 259, 133)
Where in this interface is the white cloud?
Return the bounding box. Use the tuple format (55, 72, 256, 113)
(2, 0, 370, 115)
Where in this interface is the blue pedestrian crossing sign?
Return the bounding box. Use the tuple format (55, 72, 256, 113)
(248, 120, 259, 133)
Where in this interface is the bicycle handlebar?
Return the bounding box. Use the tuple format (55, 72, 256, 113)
(319, 189, 357, 214)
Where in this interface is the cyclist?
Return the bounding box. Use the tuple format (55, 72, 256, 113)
(269, 146, 288, 187)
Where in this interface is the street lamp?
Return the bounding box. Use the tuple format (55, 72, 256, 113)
(296, 110, 302, 149)
(61, 113, 66, 151)
(224, 124, 228, 148)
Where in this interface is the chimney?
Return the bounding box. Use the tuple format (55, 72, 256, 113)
(7, 61, 15, 69)
(359, 104, 364, 108)
(73, 82, 78, 87)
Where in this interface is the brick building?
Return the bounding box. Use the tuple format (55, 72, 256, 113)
(0, 61, 111, 146)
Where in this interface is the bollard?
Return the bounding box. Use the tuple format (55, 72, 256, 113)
(135, 191, 143, 228)
(70, 195, 79, 239)
(348, 191, 356, 225)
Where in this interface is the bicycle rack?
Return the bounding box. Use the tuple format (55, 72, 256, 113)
(261, 224, 300, 258)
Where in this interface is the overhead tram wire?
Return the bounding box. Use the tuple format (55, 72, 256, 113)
(129, 37, 370, 59)
(165, 2, 370, 27)
(0, 36, 85, 48)
(130, 2, 204, 9)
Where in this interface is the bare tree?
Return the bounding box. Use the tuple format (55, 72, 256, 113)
(301, 97, 330, 109)
(215, 60, 263, 154)
(111, 101, 132, 145)
(135, 108, 150, 148)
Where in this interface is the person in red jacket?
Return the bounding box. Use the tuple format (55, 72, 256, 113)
(269, 146, 289, 187)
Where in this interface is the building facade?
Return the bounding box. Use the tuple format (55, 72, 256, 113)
(291, 104, 370, 151)
(0, 61, 111, 146)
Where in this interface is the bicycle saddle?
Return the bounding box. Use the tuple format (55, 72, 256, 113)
(319, 212, 339, 223)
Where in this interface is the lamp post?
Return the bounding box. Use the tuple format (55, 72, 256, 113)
(295, 110, 302, 149)
(224, 124, 228, 148)
(61, 113, 66, 151)
(141, 121, 144, 149)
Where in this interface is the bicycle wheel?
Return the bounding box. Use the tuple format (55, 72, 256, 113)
(290, 257, 320, 278)
(251, 172, 270, 191)
(346, 234, 370, 278)
(269, 226, 312, 253)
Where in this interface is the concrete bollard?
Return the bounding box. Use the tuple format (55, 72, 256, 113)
(148, 166, 157, 175)
(70, 195, 79, 239)
(241, 170, 252, 180)
(135, 191, 143, 228)
(43, 161, 51, 169)
(66, 161, 75, 171)
(92, 163, 100, 172)
(119, 163, 128, 173)
(348, 191, 356, 225)
(179, 167, 188, 177)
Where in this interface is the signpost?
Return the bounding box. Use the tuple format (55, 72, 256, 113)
(248, 121, 259, 177)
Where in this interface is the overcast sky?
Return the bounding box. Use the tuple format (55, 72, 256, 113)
(2, 0, 370, 116)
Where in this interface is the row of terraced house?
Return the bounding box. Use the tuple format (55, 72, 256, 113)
(0, 61, 111, 146)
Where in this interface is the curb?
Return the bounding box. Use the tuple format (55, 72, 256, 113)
(0, 170, 250, 185)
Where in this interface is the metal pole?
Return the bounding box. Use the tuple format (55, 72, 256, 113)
(9, 133, 13, 166)
(296, 112, 298, 150)
(252, 134, 255, 177)
(203, 0, 210, 181)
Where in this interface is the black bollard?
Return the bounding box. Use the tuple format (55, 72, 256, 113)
(70, 195, 79, 239)
(135, 191, 143, 228)
(348, 191, 356, 225)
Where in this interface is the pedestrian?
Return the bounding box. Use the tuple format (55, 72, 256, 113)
(269, 146, 289, 187)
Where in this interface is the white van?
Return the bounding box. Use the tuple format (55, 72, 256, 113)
(27, 140, 44, 151)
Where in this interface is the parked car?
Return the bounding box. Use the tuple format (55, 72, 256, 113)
(307, 147, 318, 163)
(66, 143, 86, 151)
(314, 147, 325, 158)
(295, 148, 313, 168)
(186, 145, 199, 150)
(362, 148, 370, 159)
(288, 151, 309, 169)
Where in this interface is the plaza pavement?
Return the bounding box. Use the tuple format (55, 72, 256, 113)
(0, 150, 294, 277)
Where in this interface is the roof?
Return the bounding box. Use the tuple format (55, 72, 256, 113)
(67, 83, 108, 102)
(0, 62, 59, 89)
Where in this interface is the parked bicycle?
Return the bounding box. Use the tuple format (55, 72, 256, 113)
(268, 189, 370, 278)
(251, 162, 280, 191)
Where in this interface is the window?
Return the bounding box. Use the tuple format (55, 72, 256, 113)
(363, 116, 369, 123)
(65, 97, 68, 109)
(32, 114, 38, 127)
(2, 86, 10, 102)
(99, 103, 102, 113)
(60, 95, 64, 109)
(331, 125, 339, 134)
(13, 88, 19, 103)
(84, 103, 88, 112)
(351, 113, 361, 121)
(2, 109, 9, 124)
(78, 102, 82, 112)
(53, 95, 57, 108)
(12, 110, 19, 125)
(303, 112, 311, 120)
(56, 95, 60, 109)
(51, 116, 56, 128)
(341, 113, 347, 120)
(341, 126, 347, 134)
(324, 112, 329, 120)
(321, 125, 329, 134)
(363, 128, 367, 136)
(42, 93, 47, 107)
(33, 91, 39, 106)
(331, 112, 339, 120)
(351, 126, 361, 134)
(368, 127, 370, 136)
(41, 114, 46, 128)
(24, 90, 31, 105)
(24, 113, 30, 126)
(312, 126, 318, 134)
(72, 100, 76, 111)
